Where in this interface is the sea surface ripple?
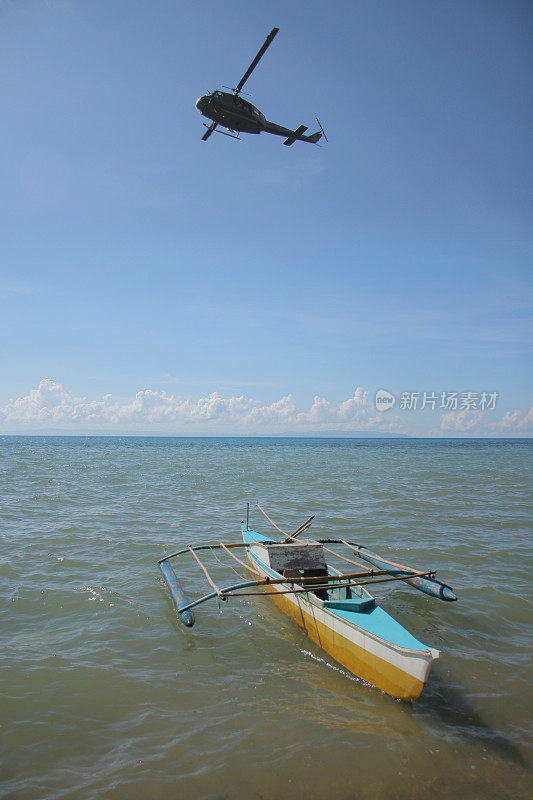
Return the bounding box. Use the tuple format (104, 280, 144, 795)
(1, 437, 532, 799)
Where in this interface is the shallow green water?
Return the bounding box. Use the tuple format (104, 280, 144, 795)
(1, 437, 532, 799)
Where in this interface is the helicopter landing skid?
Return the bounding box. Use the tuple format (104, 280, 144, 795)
(216, 129, 241, 140)
(203, 123, 241, 141)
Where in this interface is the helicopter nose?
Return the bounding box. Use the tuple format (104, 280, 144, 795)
(196, 96, 206, 112)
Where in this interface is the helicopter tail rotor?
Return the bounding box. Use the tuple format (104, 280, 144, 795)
(315, 117, 328, 142)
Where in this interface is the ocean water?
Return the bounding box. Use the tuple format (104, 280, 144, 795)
(1, 436, 531, 800)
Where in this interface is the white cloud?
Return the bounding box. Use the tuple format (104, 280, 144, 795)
(0, 380, 381, 434)
(440, 407, 484, 432)
(1, 380, 530, 436)
(497, 406, 533, 433)
(440, 404, 533, 436)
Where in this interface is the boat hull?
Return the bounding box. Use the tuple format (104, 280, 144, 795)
(243, 528, 438, 700)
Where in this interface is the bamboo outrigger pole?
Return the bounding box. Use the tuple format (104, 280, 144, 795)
(255, 504, 288, 536)
(219, 542, 263, 578)
(283, 515, 315, 542)
(254, 506, 457, 602)
(188, 546, 221, 596)
(172, 569, 436, 616)
(337, 540, 457, 602)
(257, 505, 315, 543)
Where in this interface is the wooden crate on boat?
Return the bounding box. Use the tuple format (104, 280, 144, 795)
(265, 544, 326, 573)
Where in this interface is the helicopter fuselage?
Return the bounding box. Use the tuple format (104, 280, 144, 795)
(196, 91, 266, 134)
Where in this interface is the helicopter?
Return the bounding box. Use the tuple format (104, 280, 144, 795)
(196, 27, 327, 145)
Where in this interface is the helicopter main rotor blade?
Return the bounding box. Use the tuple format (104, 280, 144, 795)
(234, 27, 279, 96)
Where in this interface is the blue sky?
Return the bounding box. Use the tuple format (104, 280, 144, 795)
(1, 0, 531, 435)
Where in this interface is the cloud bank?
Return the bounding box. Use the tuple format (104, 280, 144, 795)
(0, 380, 530, 436)
(0, 380, 380, 434)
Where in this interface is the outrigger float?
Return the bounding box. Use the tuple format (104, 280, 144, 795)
(158, 505, 457, 701)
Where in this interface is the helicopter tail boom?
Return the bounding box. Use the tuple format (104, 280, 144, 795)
(305, 130, 322, 144)
(285, 126, 322, 145)
(264, 120, 322, 145)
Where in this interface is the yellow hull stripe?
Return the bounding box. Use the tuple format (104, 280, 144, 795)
(265, 584, 426, 701)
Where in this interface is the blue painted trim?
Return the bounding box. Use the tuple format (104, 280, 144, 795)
(159, 559, 195, 627)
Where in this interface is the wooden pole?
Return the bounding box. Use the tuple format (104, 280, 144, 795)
(318, 542, 371, 571)
(225, 569, 434, 597)
(159, 541, 270, 563)
(219, 542, 263, 578)
(187, 546, 221, 595)
(282, 515, 315, 543)
(255, 504, 288, 536)
(340, 539, 420, 572)
(175, 569, 435, 615)
(217, 558, 431, 587)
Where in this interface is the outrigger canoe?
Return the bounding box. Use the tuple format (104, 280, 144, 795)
(158, 505, 457, 701)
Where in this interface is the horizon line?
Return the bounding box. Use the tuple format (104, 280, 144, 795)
(1, 433, 531, 441)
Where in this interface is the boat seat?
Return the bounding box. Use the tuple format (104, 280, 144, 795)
(323, 597, 376, 613)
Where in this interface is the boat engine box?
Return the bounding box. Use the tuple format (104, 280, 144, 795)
(265, 544, 327, 573)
